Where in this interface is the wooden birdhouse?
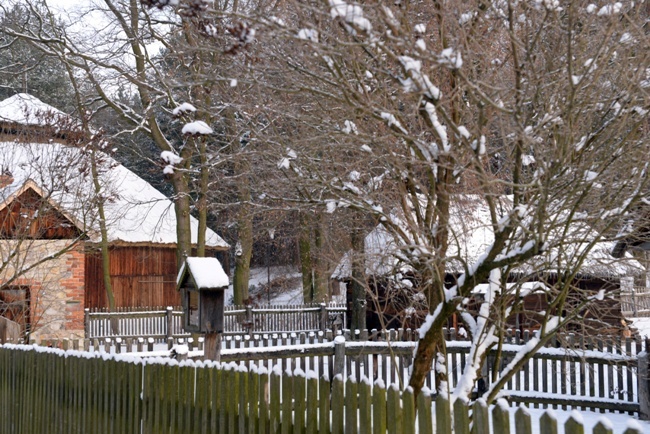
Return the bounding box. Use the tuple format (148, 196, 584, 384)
(176, 257, 229, 334)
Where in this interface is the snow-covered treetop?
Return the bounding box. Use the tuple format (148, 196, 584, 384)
(332, 195, 643, 280)
(182, 121, 213, 135)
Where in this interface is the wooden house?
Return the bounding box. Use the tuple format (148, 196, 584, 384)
(332, 195, 642, 335)
(0, 93, 229, 341)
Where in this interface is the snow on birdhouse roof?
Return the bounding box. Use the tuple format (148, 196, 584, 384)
(0, 140, 228, 248)
(177, 257, 229, 289)
(332, 195, 642, 281)
(0, 93, 69, 126)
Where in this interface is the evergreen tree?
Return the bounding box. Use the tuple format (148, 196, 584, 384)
(0, 4, 75, 111)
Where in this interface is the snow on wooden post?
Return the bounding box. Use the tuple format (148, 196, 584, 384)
(333, 335, 346, 378)
(165, 306, 174, 339)
(176, 257, 229, 361)
(639, 351, 650, 420)
(84, 308, 90, 338)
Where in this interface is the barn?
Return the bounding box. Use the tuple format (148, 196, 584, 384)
(0, 93, 229, 341)
(332, 195, 642, 335)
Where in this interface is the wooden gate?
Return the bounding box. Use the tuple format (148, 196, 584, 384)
(0, 285, 30, 338)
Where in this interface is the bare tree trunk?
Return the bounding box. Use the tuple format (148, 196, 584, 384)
(90, 157, 118, 334)
(409, 323, 448, 396)
(299, 212, 313, 302)
(172, 171, 193, 268)
(312, 212, 328, 302)
(232, 173, 252, 304)
(233, 217, 252, 304)
(197, 138, 208, 257)
(350, 225, 366, 333)
(224, 105, 253, 305)
(63, 59, 119, 333)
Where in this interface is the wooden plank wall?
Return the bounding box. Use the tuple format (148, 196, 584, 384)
(84, 246, 180, 309)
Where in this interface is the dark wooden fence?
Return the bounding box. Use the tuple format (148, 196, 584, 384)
(84, 303, 347, 339)
(14, 328, 649, 415)
(0, 345, 645, 434)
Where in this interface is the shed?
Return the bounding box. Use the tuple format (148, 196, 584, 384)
(332, 195, 643, 333)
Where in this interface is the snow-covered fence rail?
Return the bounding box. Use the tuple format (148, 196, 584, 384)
(84, 303, 347, 339)
(0, 344, 646, 434)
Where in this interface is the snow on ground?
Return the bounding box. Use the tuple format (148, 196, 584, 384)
(629, 317, 650, 339)
(225, 266, 304, 305)
(506, 406, 650, 434)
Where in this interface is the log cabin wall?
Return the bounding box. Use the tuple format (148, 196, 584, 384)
(84, 245, 230, 309)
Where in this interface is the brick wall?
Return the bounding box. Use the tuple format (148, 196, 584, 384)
(0, 239, 86, 340)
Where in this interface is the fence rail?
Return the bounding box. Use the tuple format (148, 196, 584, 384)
(84, 303, 347, 339)
(0, 345, 646, 434)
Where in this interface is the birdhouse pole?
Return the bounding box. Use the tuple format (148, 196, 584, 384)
(205, 332, 221, 361)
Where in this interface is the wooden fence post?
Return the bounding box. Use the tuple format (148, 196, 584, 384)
(638, 351, 650, 420)
(334, 336, 346, 378)
(166, 306, 174, 339)
(84, 308, 90, 338)
(319, 303, 328, 332)
(245, 305, 254, 335)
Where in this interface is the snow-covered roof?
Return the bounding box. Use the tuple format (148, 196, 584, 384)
(332, 195, 498, 279)
(332, 196, 642, 280)
(177, 257, 229, 289)
(0, 93, 68, 126)
(0, 140, 228, 248)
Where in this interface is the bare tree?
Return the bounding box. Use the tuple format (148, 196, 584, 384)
(168, 0, 649, 400)
(1, 0, 215, 270)
(260, 0, 650, 400)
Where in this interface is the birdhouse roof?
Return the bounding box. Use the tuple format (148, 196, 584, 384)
(177, 257, 229, 290)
